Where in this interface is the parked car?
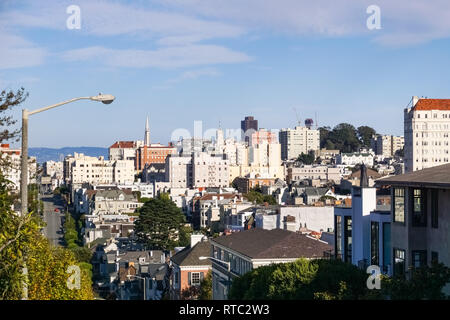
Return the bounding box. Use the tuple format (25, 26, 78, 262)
(54, 208, 59, 213)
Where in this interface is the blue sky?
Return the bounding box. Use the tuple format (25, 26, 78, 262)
(1, 0, 450, 148)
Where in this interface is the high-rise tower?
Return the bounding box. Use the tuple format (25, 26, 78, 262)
(145, 116, 150, 146)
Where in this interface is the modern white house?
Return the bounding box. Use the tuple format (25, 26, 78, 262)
(334, 166, 392, 275)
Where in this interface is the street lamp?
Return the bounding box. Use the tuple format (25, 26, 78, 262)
(20, 94, 115, 216)
(199, 256, 230, 272)
(127, 274, 147, 300)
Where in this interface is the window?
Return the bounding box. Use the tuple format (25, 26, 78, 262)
(383, 223, 391, 272)
(412, 250, 427, 268)
(371, 222, 379, 266)
(393, 188, 405, 223)
(335, 216, 342, 260)
(412, 189, 427, 227)
(394, 249, 405, 276)
(190, 272, 201, 286)
(344, 217, 352, 263)
(431, 251, 439, 265)
(431, 189, 438, 228)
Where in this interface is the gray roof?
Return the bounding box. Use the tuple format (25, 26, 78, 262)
(376, 163, 450, 188)
(95, 189, 135, 201)
(171, 240, 212, 267)
(211, 229, 332, 260)
(304, 187, 329, 197)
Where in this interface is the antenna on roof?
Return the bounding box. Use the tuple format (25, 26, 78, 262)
(315, 112, 318, 129)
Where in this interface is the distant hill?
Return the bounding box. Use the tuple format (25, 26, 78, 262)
(29, 147, 109, 163)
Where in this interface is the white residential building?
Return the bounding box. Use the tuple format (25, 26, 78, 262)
(69, 153, 135, 186)
(336, 152, 374, 167)
(0, 144, 36, 191)
(372, 135, 405, 157)
(286, 165, 341, 184)
(404, 96, 450, 172)
(192, 152, 229, 188)
(279, 125, 320, 161)
(44, 160, 63, 177)
(165, 153, 229, 188)
(109, 140, 143, 162)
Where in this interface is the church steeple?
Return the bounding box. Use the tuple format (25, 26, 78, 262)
(145, 116, 150, 146)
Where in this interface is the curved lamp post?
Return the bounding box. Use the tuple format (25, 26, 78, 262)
(20, 94, 115, 216)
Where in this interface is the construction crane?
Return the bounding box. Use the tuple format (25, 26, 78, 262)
(292, 107, 301, 126)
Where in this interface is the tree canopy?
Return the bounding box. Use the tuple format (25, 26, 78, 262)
(134, 195, 186, 250)
(244, 187, 277, 205)
(319, 123, 377, 153)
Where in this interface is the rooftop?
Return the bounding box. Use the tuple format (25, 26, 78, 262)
(171, 239, 212, 267)
(110, 141, 135, 149)
(413, 99, 450, 111)
(376, 163, 450, 188)
(211, 229, 332, 260)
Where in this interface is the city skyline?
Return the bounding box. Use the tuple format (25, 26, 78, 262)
(2, 0, 450, 148)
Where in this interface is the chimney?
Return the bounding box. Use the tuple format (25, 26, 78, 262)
(190, 234, 204, 248)
(412, 96, 420, 107)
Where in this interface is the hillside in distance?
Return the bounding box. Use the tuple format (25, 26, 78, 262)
(29, 147, 108, 163)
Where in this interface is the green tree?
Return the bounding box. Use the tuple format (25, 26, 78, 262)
(199, 271, 212, 300)
(0, 87, 27, 143)
(0, 172, 41, 299)
(178, 225, 193, 247)
(134, 197, 186, 250)
(244, 189, 276, 205)
(229, 258, 370, 300)
(357, 126, 376, 148)
(297, 151, 315, 165)
(381, 263, 450, 300)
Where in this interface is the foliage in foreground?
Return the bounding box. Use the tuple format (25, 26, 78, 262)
(0, 172, 93, 300)
(229, 258, 450, 300)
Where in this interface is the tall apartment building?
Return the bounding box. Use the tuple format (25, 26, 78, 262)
(135, 143, 177, 172)
(67, 153, 135, 186)
(241, 116, 258, 144)
(372, 135, 405, 157)
(165, 153, 229, 189)
(279, 125, 320, 160)
(404, 97, 450, 172)
(249, 128, 278, 146)
(109, 141, 142, 162)
(44, 160, 63, 178)
(192, 152, 229, 189)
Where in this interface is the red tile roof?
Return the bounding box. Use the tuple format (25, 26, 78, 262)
(109, 141, 135, 149)
(413, 99, 450, 111)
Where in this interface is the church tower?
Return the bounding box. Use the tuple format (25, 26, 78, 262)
(144, 116, 150, 146)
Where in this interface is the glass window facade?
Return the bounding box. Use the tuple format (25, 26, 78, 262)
(393, 188, 405, 223)
(431, 189, 439, 228)
(335, 216, 342, 260)
(344, 216, 352, 263)
(412, 189, 427, 227)
(412, 250, 427, 268)
(394, 249, 405, 276)
(371, 222, 379, 266)
(382, 223, 391, 272)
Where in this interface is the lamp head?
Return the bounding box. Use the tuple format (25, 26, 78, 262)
(91, 93, 115, 104)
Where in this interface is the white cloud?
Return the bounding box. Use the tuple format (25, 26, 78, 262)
(167, 67, 221, 84)
(0, 0, 245, 43)
(0, 32, 46, 69)
(161, 0, 450, 46)
(62, 45, 251, 68)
